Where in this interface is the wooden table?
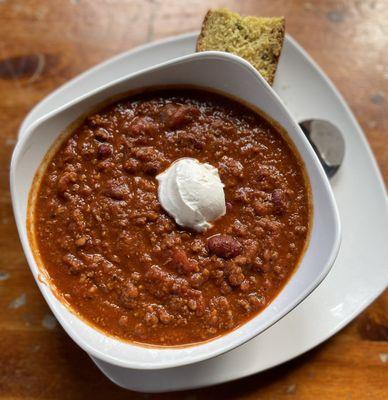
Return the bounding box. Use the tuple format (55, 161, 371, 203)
(0, 1, 387, 398)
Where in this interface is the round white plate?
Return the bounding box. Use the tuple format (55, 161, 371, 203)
(19, 32, 388, 393)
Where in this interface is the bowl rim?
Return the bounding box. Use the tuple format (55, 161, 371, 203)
(10, 51, 341, 370)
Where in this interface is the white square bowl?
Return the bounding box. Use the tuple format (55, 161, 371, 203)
(10, 51, 341, 370)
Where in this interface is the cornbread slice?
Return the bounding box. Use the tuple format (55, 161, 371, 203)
(197, 9, 285, 85)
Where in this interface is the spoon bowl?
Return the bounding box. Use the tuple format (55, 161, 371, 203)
(299, 119, 345, 179)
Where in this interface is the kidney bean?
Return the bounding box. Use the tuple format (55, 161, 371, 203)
(207, 235, 242, 259)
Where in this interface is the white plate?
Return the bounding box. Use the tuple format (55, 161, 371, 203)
(19, 32, 388, 392)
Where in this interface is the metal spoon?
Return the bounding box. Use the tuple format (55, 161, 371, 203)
(299, 119, 345, 179)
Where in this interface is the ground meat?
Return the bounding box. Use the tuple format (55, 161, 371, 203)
(176, 131, 205, 150)
(75, 236, 89, 247)
(190, 269, 210, 288)
(104, 180, 129, 200)
(57, 171, 77, 195)
(121, 279, 138, 300)
(158, 103, 200, 129)
(128, 116, 159, 136)
(254, 200, 273, 216)
(234, 187, 254, 204)
(158, 307, 173, 324)
(145, 311, 159, 327)
(219, 156, 244, 178)
(228, 267, 245, 287)
(63, 254, 84, 274)
(144, 160, 163, 175)
(169, 249, 198, 274)
(123, 158, 139, 173)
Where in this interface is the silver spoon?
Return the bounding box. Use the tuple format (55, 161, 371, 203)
(299, 119, 345, 179)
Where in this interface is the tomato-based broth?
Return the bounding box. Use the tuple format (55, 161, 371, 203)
(31, 88, 310, 346)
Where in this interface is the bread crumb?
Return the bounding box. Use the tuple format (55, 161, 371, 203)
(9, 293, 27, 309)
(379, 353, 388, 363)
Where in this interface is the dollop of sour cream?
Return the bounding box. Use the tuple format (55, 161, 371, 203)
(156, 158, 226, 232)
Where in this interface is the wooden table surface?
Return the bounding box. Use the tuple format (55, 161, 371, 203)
(0, 0, 387, 398)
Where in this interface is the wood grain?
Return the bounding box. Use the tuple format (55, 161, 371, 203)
(0, 0, 387, 399)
